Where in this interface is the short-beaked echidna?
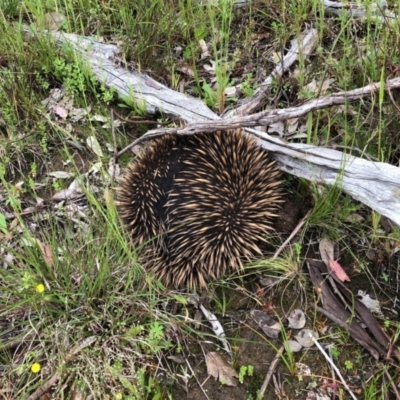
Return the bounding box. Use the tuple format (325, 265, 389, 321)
(117, 129, 283, 288)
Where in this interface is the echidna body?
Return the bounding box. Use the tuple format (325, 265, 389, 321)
(117, 129, 283, 288)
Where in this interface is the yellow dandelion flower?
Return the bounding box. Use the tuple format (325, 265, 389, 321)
(31, 363, 41, 373)
(36, 284, 45, 293)
(115, 394, 123, 400)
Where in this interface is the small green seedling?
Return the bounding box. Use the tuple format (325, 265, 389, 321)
(238, 364, 254, 384)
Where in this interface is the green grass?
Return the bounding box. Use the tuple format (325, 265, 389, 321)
(1, 0, 400, 398)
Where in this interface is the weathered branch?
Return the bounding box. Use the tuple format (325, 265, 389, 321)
(323, 0, 397, 22)
(224, 28, 318, 117)
(45, 30, 218, 122)
(250, 128, 400, 228)
(120, 77, 400, 149)
(32, 27, 400, 227)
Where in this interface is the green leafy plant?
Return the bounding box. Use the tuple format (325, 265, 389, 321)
(0, 212, 7, 234)
(241, 73, 255, 97)
(238, 364, 254, 384)
(344, 360, 354, 370)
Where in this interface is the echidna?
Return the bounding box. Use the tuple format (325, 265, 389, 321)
(117, 129, 283, 288)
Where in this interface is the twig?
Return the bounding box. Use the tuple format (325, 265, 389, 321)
(117, 77, 400, 154)
(386, 73, 400, 115)
(273, 209, 312, 259)
(224, 28, 318, 117)
(198, 303, 231, 355)
(185, 358, 211, 400)
(310, 333, 358, 400)
(111, 109, 117, 183)
(328, 347, 337, 397)
(384, 369, 400, 399)
(323, 0, 396, 22)
(27, 372, 61, 400)
(27, 336, 96, 400)
(259, 345, 284, 397)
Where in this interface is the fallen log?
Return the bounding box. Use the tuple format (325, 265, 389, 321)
(33, 28, 400, 227)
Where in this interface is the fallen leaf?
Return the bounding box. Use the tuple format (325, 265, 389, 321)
(167, 354, 185, 363)
(199, 39, 210, 58)
(108, 160, 120, 179)
(131, 144, 144, 155)
(223, 86, 237, 97)
(56, 96, 74, 113)
(287, 309, 306, 329)
(51, 188, 83, 201)
(70, 107, 89, 122)
(319, 238, 350, 282)
(41, 88, 66, 110)
(203, 60, 216, 74)
(176, 64, 195, 77)
(287, 118, 299, 134)
(36, 239, 54, 268)
(87, 136, 104, 157)
(267, 121, 285, 137)
(329, 259, 351, 282)
(301, 78, 334, 97)
(251, 309, 281, 338)
(48, 171, 73, 179)
(319, 238, 334, 267)
(296, 362, 311, 375)
(90, 114, 108, 123)
(294, 329, 319, 348)
(205, 352, 238, 386)
(2, 253, 14, 269)
(285, 340, 303, 352)
(55, 106, 68, 119)
(271, 51, 282, 64)
(357, 291, 383, 317)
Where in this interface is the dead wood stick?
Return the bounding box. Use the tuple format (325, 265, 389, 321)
(31, 27, 400, 227)
(224, 28, 318, 117)
(323, 0, 397, 21)
(309, 303, 384, 359)
(27, 336, 96, 400)
(126, 77, 400, 148)
(259, 344, 285, 397)
(311, 333, 358, 400)
(273, 209, 312, 259)
(27, 372, 60, 400)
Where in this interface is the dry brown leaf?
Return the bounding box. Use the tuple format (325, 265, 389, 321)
(176, 64, 195, 77)
(71, 389, 84, 400)
(319, 238, 334, 266)
(36, 239, 54, 268)
(320, 238, 350, 282)
(205, 352, 238, 386)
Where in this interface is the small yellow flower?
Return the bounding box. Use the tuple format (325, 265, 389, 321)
(31, 363, 41, 373)
(115, 394, 123, 400)
(36, 284, 45, 293)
